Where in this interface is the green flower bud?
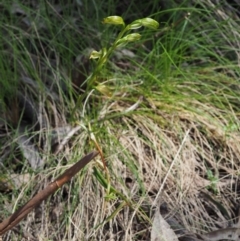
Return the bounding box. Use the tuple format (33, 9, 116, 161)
(121, 33, 141, 42)
(116, 33, 141, 48)
(128, 20, 142, 30)
(102, 16, 125, 26)
(141, 18, 159, 29)
(128, 18, 159, 30)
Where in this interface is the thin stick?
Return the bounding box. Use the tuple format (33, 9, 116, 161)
(154, 129, 190, 206)
(0, 151, 99, 236)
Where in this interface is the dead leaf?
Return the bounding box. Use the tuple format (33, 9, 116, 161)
(0, 173, 30, 192)
(151, 208, 179, 241)
(17, 126, 43, 169)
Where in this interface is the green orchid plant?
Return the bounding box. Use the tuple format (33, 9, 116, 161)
(86, 16, 159, 89)
(81, 16, 159, 209)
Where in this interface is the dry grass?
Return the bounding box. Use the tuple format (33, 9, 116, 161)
(4, 91, 240, 240)
(1, 0, 240, 241)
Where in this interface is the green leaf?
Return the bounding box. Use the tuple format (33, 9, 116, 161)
(103, 16, 125, 26)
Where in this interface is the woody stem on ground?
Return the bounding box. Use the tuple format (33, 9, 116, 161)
(0, 151, 98, 236)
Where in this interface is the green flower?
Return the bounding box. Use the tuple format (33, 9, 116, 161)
(116, 33, 141, 48)
(103, 16, 125, 26)
(90, 48, 107, 60)
(129, 18, 159, 30)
